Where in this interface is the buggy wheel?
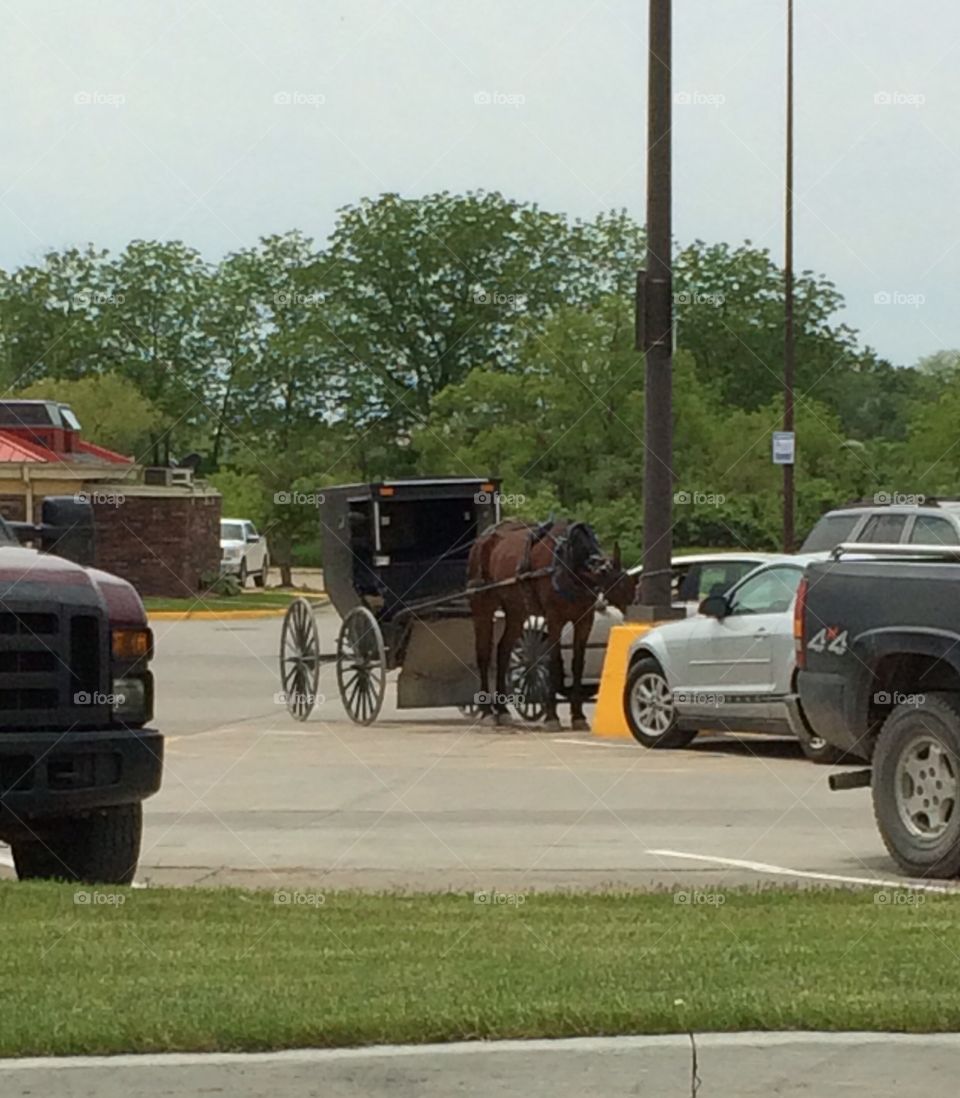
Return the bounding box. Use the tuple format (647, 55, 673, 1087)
(507, 623, 550, 723)
(279, 597, 321, 721)
(337, 606, 386, 725)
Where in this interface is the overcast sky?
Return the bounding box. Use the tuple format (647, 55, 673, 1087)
(1, 0, 957, 366)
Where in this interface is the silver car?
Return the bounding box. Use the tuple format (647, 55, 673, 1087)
(507, 552, 777, 722)
(622, 553, 840, 762)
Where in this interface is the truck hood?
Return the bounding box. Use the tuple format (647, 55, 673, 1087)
(0, 546, 146, 626)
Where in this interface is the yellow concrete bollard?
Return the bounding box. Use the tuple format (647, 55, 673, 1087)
(592, 622, 659, 739)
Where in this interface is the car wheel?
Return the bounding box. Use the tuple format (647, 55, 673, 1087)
(254, 557, 269, 588)
(238, 560, 248, 588)
(623, 657, 697, 749)
(795, 718, 847, 764)
(872, 693, 960, 878)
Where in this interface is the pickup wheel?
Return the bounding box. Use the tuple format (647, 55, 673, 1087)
(11, 804, 142, 885)
(254, 558, 269, 588)
(872, 694, 960, 878)
(238, 560, 248, 589)
(624, 657, 697, 749)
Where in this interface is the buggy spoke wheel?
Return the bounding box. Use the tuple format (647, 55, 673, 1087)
(337, 606, 386, 725)
(279, 597, 321, 721)
(507, 624, 551, 723)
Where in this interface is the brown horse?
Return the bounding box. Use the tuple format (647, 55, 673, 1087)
(467, 519, 636, 730)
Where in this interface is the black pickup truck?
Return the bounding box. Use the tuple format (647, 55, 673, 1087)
(797, 544, 960, 877)
(0, 498, 162, 884)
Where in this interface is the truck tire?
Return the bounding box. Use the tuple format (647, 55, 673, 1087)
(624, 657, 698, 749)
(872, 694, 960, 878)
(254, 557, 269, 588)
(12, 803, 142, 885)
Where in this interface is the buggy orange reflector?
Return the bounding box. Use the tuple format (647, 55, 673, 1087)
(481, 483, 495, 493)
(379, 486, 395, 496)
(112, 628, 152, 662)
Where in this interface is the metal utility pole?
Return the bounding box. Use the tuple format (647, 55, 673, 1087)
(782, 0, 796, 552)
(638, 0, 676, 614)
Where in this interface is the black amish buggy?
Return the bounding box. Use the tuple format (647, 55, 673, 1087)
(279, 477, 505, 724)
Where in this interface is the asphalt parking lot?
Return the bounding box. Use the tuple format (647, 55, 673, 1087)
(3, 607, 944, 892)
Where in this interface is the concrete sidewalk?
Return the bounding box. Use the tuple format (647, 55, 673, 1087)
(1, 1033, 955, 1097)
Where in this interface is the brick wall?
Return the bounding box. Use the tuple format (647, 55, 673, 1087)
(93, 493, 222, 598)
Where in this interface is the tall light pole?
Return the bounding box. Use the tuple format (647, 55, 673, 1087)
(638, 0, 676, 615)
(782, 0, 796, 551)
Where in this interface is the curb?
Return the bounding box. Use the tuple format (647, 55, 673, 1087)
(148, 595, 328, 621)
(2, 1032, 960, 1069)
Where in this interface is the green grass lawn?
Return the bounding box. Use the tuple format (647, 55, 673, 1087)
(143, 590, 324, 613)
(2, 884, 959, 1057)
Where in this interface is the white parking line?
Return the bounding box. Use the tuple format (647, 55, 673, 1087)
(646, 848, 960, 894)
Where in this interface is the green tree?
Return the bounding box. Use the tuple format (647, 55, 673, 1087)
(316, 191, 589, 432)
(0, 247, 110, 388)
(98, 240, 215, 464)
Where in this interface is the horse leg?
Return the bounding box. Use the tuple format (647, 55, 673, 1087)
(569, 609, 594, 732)
(471, 595, 495, 719)
(542, 614, 564, 732)
(494, 604, 523, 727)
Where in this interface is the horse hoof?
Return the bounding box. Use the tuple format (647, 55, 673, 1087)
(570, 718, 591, 732)
(543, 718, 562, 732)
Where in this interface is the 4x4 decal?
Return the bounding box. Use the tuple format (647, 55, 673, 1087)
(807, 627, 849, 656)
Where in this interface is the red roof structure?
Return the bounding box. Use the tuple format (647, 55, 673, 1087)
(0, 401, 132, 465)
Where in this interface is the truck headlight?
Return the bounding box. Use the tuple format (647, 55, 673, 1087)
(112, 675, 150, 725)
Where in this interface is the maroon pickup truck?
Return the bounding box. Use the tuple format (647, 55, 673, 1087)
(0, 497, 162, 883)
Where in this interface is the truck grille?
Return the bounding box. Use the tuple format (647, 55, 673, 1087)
(0, 604, 108, 729)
